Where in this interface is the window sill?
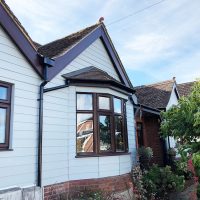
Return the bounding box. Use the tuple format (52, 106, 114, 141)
(0, 148, 13, 152)
(75, 152, 131, 158)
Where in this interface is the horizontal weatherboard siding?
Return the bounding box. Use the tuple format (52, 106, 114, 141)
(0, 25, 40, 189)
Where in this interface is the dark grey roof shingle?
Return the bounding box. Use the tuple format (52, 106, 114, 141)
(37, 24, 99, 58)
(135, 80, 175, 109)
(177, 81, 195, 97)
(62, 66, 118, 82)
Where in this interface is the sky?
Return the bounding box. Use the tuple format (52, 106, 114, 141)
(5, 0, 200, 86)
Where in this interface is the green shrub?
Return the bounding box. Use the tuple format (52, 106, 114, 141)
(175, 160, 193, 180)
(197, 183, 200, 199)
(142, 165, 185, 199)
(192, 152, 200, 177)
(138, 146, 153, 170)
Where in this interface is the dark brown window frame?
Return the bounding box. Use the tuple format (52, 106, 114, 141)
(76, 92, 128, 156)
(0, 80, 12, 150)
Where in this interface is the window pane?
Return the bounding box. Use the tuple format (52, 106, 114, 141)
(77, 113, 93, 153)
(0, 108, 6, 143)
(115, 116, 125, 152)
(0, 86, 7, 100)
(99, 115, 111, 151)
(114, 98, 122, 113)
(77, 94, 93, 110)
(99, 96, 110, 110)
(137, 123, 144, 147)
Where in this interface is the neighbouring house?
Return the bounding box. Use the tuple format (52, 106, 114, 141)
(177, 81, 195, 97)
(0, 1, 137, 199)
(134, 78, 180, 165)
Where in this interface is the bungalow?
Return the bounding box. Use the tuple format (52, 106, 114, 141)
(134, 79, 196, 165)
(0, 1, 137, 199)
(134, 78, 179, 165)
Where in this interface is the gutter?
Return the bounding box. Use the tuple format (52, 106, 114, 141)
(37, 57, 54, 187)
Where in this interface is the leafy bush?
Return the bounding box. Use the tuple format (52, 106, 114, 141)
(167, 148, 176, 156)
(142, 165, 185, 199)
(138, 146, 153, 170)
(131, 165, 152, 200)
(175, 159, 193, 180)
(197, 183, 200, 199)
(192, 152, 200, 177)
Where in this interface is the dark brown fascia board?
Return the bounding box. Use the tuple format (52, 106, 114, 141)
(47, 25, 133, 89)
(133, 103, 161, 116)
(0, 3, 43, 77)
(62, 77, 135, 94)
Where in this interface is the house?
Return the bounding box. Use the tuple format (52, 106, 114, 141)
(134, 78, 180, 165)
(177, 81, 195, 97)
(0, 1, 137, 199)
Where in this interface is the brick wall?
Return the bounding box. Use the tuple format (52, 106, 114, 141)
(44, 173, 133, 200)
(136, 115, 165, 166)
(143, 116, 164, 165)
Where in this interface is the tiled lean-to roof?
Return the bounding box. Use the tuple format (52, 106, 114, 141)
(177, 81, 195, 97)
(62, 66, 135, 93)
(37, 24, 99, 58)
(135, 79, 175, 109)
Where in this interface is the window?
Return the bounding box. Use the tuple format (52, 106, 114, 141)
(76, 93, 128, 155)
(0, 81, 12, 150)
(136, 122, 144, 147)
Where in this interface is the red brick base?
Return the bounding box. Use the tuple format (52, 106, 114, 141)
(44, 173, 133, 200)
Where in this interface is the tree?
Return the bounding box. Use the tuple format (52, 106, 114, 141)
(160, 80, 200, 145)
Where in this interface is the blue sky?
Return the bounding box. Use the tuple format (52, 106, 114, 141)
(6, 0, 200, 86)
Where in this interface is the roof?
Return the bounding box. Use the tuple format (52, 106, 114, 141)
(38, 24, 99, 58)
(177, 81, 195, 97)
(62, 66, 135, 93)
(1, 1, 133, 87)
(135, 79, 175, 109)
(62, 66, 117, 81)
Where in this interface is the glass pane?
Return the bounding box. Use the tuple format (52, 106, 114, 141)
(114, 98, 122, 113)
(77, 94, 93, 110)
(0, 108, 6, 143)
(99, 96, 110, 110)
(0, 86, 7, 100)
(137, 123, 144, 147)
(115, 116, 125, 152)
(99, 115, 111, 151)
(77, 113, 93, 153)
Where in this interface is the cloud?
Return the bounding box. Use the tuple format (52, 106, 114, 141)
(5, 0, 200, 85)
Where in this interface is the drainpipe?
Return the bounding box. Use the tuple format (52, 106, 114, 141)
(37, 57, 54, 187)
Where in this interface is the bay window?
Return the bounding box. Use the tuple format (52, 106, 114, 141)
(76, 93, 128, 156)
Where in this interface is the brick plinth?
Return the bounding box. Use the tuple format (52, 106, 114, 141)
(44, 173, 133, 200)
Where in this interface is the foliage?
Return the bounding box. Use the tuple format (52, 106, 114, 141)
(131, 165, 153, 200)
(59, 190, 120, 200)
(160, 80, 200, 144)
(167, 148, 176, 156)
(138, 146, 153, 159)
(138, 146, 153, 170)
(197, 183, 200, 198)
(192, 152, 200, 177)
(142, 165, 185, 199)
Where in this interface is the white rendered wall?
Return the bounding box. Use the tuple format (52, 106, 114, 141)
(0, 26, 41, 189)
(166, 84, 179, 149)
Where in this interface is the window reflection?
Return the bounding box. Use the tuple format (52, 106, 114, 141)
(99, 115, 111, 151)
(115, 116, 125, 152)
(0, 108, 6, 143)
(0, 87, 7, 100)
(114, 98, 122, 113)
(99, 96, 110, 110)
(77, 94, 93, 110)
(77, 114, 93, 153)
